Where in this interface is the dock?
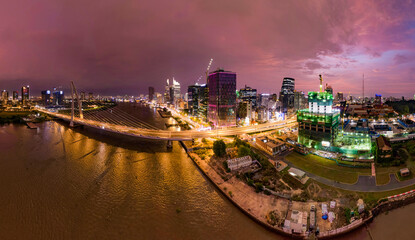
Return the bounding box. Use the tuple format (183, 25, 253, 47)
(26, 122, 38, 129)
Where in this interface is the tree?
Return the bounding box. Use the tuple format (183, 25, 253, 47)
(213, 140, 226, 157)
(238, 145, 251, 157)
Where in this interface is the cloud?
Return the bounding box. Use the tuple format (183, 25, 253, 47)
(0, 0, 414, 97)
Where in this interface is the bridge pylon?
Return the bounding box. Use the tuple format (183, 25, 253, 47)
(70, 81, 83, 127)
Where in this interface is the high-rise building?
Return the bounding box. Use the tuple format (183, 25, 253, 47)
(188, 84, 201, 116)
(258, 93, 270, 107)
(21, 85, 30, 105)
(148, 87, 155, 101)
(374, 94, 382, 105)
(294, 91, 306, 110)
(1, 90, 8, 105)
(297, 76, 340, 149)
(80, 91, 86, 101)
(12, 91, 18, 101)
(164, 78, 181, 105)
(239, 85, 257, 107)
(207, 69, 237, 127)
(171, 78, 181, 104)
(325, 84, 333, 95)
(336, 92, 344, 101)
(52, 89, 64, 105)
(41, 90, 51, 106)
(279, 77, 295, 111)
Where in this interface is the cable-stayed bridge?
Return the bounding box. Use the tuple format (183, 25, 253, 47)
(36, 82, 297, 142)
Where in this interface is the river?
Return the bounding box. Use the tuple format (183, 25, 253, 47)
(0, 103, 414, 239)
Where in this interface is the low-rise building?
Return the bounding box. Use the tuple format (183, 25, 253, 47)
(226, 156, 253, 171)
(256, 136, 286, 156)
(400, 168, 410, 177)
(375, 135, 392, 162)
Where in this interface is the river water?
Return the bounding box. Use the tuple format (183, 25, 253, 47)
(0, 104, 414, 239)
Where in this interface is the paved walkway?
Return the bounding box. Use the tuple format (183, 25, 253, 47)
(282, 156, 415, 192)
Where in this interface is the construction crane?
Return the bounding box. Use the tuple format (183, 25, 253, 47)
(205, 58, 213, 83)
(319, 74, 323, 92)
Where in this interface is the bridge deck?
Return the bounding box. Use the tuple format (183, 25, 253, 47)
(36, 108, 296, 141)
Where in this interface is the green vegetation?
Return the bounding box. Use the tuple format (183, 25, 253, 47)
(193, 148, 210, 160)
(213, 140, 226, 157)
(285, 152, 371, 184)
(0, 111, 32, 123)
(282, 173, 304, 190)
(237, 145, 250, 157)
(397, 171, 413, 181)
(376, 173, 391, 185)
(344, 208, 352, 224)
(386, 100, 415, 114)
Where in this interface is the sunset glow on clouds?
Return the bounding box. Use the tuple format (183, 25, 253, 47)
(0, 0, 414, 97)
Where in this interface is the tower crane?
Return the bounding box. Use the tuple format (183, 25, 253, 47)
(205, 58, 213, 83)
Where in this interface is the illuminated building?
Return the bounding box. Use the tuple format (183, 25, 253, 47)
(21, 85, 30, 105)
(188, 83, 207, 120)
(336, 92, 344, 101)
(325, 84, 333, 95)
(374, 94, 382, 105)
(165, 78, 181, 105)
(52, 89, 64, 105)
(239, 85, 257, 107)
(1, 90, 8, 105)
(297, 75, 340, 149)
(41, 90, 51, 106)
(294, 91, 306, 110)
(12, 91, 18, 101)
(279, 77, 295, 111)
(188, 84, 202, 116)
(208, 69, 236, 127)
(148, 87, 155, 101)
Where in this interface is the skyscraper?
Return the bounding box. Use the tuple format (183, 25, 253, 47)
(279, 77, 295, 111)
(148, 87, 155, 101)
(12, 91, 18, 101)
(239, 85, 257, 107)
(336, 92, 344, 101)
(1, 90, 8, 105)
(294, 91, 306, 110)
(188, 84, 201, 116)
(374, 94, 382, 105)
(207, 69, 237, 127)
(41, 90, 51, 106)
(21, 85, 30, 105)
(52, 89, 64, 105)
(297, 76, 340, 149)
(164, 78, 181, 105)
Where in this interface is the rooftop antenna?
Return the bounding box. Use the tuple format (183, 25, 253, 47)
(362, 73, 365, 104)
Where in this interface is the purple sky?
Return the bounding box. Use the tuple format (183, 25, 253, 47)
(0, 0, 415, 97)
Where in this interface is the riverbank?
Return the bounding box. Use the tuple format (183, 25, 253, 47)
(179, 141, 301, 239)
(180, 140, 415, 239)
(0, 111, 32, 123)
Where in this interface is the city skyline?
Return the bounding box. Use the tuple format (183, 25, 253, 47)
(0, 0, 414, 97)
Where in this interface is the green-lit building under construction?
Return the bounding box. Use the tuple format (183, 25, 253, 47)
(297, 75, 340, 149)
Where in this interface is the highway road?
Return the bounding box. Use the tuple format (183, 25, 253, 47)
(37, 108, 297, 141)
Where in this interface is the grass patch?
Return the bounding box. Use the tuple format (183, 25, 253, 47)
(285, 152, 370, 184)
(396, 172, 414, 181)
(314, 180, 415, 208)
(376, 173, 390, 185)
